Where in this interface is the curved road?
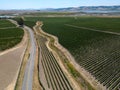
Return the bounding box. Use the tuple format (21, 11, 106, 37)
(22, 26, 36, 90)
(9, 19, 36, 90)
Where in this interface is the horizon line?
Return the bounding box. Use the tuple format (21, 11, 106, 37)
(0, 5, 120, 10)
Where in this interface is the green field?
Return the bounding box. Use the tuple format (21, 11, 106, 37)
(25, 17, 120, 90)
(0, 20, 16, 28)
(0, 20, 24, 51)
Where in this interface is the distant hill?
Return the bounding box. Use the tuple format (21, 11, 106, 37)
(43, 6, 120, 12)
(0, 6, 120, 15)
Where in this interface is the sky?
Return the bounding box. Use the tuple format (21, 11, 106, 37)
(0, 0, 120, 9)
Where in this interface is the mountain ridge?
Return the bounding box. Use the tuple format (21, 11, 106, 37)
(44, 5, 120, 12)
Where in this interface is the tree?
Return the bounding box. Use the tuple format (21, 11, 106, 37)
(17, 17, 24, 26)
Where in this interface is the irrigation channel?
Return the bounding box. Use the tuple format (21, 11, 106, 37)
(38, 36, 73, 90)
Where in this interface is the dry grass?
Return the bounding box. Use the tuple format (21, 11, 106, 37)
(0, 31, 27, 90)
(32, 41, 41, 90)
(32, 26, 42, 90)
(0, 46, 26, 90)
(14, 31, 30, 90)
(34, 25, 81, 90)
(36, 25, 95, 90)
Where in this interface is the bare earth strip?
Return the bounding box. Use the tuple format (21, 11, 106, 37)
(0, 27, 18, 30)
(0, 29, 28, 90)
(45, 36, 80, 90)
(34, 24, 81, 90)
(32, 36, 42, 90)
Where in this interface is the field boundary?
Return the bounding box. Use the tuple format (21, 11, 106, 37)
(0, 19, 27, 90)
(4, 28, 28, 90)
(34, 23, 80, 89)
(65, 24, 120, 36)
(45, 34, 80, 90)
(0, 27, 18, 30)
(14, 30, 30, 90)
(36, 25, 84, 90)
(0, 36, 23, 40)
(32, 26, 42, 90)
(0, 27, 24, 56)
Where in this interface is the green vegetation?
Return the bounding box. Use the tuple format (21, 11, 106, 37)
(68, 17, 120, 33)
(13, 17, 24, 26)
(25, 20, 36, 28)
(0, 20, 16, 28)
(17, 18, 24, 26)
(0, 28, 24, 51)
(25, 17, 120, 90)
(0, 20, 24, 51)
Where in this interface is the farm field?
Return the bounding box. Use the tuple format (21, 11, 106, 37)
(38, 35, 73, 90)
(0, 20, 16, 28)
(25, 17, 120, 90)
(0, 19, 27, 89)
(0, 20, 24, 51)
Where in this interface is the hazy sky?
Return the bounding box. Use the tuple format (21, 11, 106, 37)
(0, 0, 120, 9)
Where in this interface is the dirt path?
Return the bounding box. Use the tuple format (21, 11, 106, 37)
(46, 37, 81, 90)
(0, 26, 28, 90)
(21, 26, 37, 90)
(0, 36, 22, 40)
(65, 24, 120, 36)
(0, 27, 17, 29)
(35, 24, 81, 90)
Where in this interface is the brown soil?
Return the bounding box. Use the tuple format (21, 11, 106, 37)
(34, 24, 81, 90)
(0, 29, 28, 90)
(32, 35, 41, 90)
(14, 30, 30, 90)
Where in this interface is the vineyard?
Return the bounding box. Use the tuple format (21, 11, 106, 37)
(25, 17, 120, 90)
(0, 20, 24, 51)
(0, 19, 16, 28)
(38, 35, 73, 90)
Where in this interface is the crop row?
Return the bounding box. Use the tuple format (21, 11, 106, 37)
(0, 28, 24, 51)
(78, 46, 120, 90)
(25, 17, 120, 90)
(39, 17, 120, 90)
(38, 36, 73, 90)
(0, 20, 16, 28)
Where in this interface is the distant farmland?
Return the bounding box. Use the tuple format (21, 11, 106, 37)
(0, 20, 24, 51)
(25, 17, 120, 90)
(0, 20, 16, 28)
